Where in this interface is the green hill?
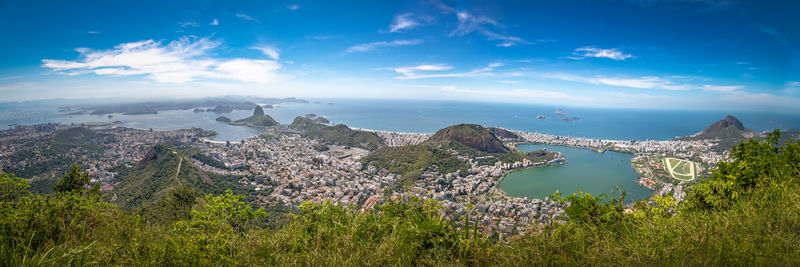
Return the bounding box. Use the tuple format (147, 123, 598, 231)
(231, 105, 278, 127)
(112, 144, 211, 209)
(426, 124, 509, 153)
(2, 127, 114, 192)
(360, 142, 470, 185)
(361, 124, 555, 185)
(290, 116, 384, 150)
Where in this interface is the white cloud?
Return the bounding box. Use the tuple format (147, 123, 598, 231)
(179, 21, 198, 28)
(345, 39, 423, 53)
(541, 73, 743, 93)
(702, 84, 744, 93)
(391, 64, 453, 74)
(441, 85, 593, 102)
(210, 18, 219, 26)
(782, 81, 800, 94)
(252, 46, 280, 60)
(286, 4, 301, 11)
(236, 13, 259, 22)
(390, 13, 419, 33)
(41, 36, 281, 84)
(431, 1, 527, 47)
(87, 31, 100, 34)
(390, 62, 502, 79)
(571, 47, 633, 60)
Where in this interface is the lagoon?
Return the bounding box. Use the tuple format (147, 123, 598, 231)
(497, 144, 653, 203)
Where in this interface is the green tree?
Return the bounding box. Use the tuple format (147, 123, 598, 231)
(0, 170, 30, 203)
(54, 164, 90, 194)
(684, 130, 799, 211)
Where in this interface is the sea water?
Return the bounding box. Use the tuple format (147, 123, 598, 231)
(2, 98, 799, 142)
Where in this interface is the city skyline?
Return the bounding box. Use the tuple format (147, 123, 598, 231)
(0, 0, 798, 112)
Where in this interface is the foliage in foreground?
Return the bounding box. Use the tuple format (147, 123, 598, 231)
(0, 131, 799, 265)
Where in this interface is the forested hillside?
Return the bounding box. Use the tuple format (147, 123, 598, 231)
(1, 130, 799, 265)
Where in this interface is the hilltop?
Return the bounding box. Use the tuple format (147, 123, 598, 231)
(694, 115, 754, 139)
(678, 115, 757, 151)
(111, 144, 213, 209)
(426, 124, 509, 153)
(230, 105, 279, 127)
(361, 124, 555, 185)
(290, 116, 384, 150)
(1, 127, 114, 192)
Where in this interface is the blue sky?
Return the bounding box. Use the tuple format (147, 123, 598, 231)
(0, 0, 798, 112)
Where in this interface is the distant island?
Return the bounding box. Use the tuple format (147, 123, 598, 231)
(69, 96, 307, 115)
(225, 105, 279, 127)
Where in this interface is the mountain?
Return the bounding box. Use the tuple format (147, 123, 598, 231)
(231, 105, 278, 127)
(694, 115, 754, 139)
(290, 116, 384, 150)
(112, 144, 214, 209)
(426, 124, 509, 153)
(361, 124, 554, 185)
(488, 127, 521, 140)
(678, 115, 757, 152)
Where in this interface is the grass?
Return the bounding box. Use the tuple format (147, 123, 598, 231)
(664, 157, 696, 182)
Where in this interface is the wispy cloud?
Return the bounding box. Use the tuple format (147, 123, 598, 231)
(251, 46, 280, 60)
(783, 81, 800, 94)
(702, 84, 743, 93)
(286, 4, 301, 11)
(305, 34, 339, 40)
(441, 85, 593, 102)
(390, 62, 502, 79)
(41, 36, 281, 84)
(571, 47, 633, 60)
(87, 31, 100, 34)
(390, 13, 420, 33)
(757, 25, 788, 46)
(179, 21, 198, 28)
(210, 18, 219, 26)
(391, 64, 453, 74)
(431, 0, 528, 47)
(541, 73, 743, 93)
(235, 13, 259, 22)
(345, 39, 423, 53)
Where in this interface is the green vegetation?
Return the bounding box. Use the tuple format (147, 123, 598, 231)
(110, 144, 255, 210)
(2, 127, 113, 191)
(360, 142, 471, 185)
(663, 157, 696, 182)
(290, 116, 384, 150)
(428, 124, 508, 153)
(1, 130, 799, 265)
(360, 124, 556, 185)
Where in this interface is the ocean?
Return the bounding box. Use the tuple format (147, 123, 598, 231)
(2, 98, 799, 142)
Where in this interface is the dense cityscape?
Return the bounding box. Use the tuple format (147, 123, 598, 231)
(0, 116, 737, 235)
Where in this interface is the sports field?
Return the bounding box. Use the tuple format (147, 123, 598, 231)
(663, 157, 696, 182)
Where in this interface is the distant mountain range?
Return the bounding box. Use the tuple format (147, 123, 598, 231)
(72, 96, 307, 115)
